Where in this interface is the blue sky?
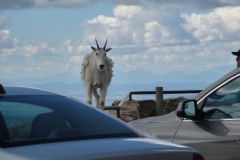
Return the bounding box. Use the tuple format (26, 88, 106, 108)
(3, 2, 114, 43)
(1, 0, 240, 102)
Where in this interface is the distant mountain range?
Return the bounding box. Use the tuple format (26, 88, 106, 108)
(29, 81, 209, 106)
(1, 67, 232, 105)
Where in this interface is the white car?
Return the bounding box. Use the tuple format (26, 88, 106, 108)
(0, 84, 204, 160)
(130, 68, 240, 160)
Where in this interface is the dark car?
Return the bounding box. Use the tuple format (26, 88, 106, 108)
(130, 68, 240, 160)
(0, 84, 203, 160)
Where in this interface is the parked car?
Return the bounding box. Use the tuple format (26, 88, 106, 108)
(0, 84, 204, 160)
(130, 67, 240, 160)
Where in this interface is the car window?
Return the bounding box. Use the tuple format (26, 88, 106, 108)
(0, 95, 138, 147)
(203, 76, 240, 119)
(0, 102, 55, 141)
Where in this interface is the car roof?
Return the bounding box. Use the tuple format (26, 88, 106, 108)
(0, 85, 58, 96)
(195, 67, 240, 100)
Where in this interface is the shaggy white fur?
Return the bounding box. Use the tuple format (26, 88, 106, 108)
(81, 40, 113, 109)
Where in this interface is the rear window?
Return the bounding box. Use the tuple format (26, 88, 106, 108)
(0, 95, 139, 147)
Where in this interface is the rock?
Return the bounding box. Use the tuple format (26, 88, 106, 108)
(138, 100, 156, 118)
(108, 97, 188, 122)
(119, 100, 140, 122)
(119, 97, 187, 122)
(163, 97, 187, 113)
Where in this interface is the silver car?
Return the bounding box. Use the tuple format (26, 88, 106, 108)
(130, 68, 240, 160)
(0, 84, 204, 160)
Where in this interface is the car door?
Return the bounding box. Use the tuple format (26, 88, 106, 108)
(173, 76, 240, 160)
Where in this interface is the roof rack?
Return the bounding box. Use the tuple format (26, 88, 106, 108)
(0, 84, 6, 95)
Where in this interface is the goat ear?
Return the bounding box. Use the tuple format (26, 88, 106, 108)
(105, 48, 112, 52)
(91, 46, 97, 51)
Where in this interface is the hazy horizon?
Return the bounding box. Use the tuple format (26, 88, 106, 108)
(0, 0, 239, 104)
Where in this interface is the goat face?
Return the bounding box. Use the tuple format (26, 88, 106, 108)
(91, 39, 112, 71)
(93, 48, 107, 71)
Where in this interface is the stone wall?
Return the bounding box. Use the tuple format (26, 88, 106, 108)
(119, 100, 140, 122)
(118, 97, 187, 122)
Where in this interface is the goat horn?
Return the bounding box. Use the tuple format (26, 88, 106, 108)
(95, 38, 100, 49)
(104, 39, 107, 49)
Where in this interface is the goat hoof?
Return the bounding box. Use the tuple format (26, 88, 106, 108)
(99, 101, 105, 107)
(86, 100, 92, 104)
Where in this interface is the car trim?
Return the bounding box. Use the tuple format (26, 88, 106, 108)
(0, 133, 140, 148)
(183, 118, 240, 122)
(197, 73, 240, 105)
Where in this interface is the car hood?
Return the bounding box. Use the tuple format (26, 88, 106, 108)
(2, 137, 194, 160)
(129, 112, 183, 141)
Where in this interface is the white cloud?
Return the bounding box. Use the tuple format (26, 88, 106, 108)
(0, 29, 18, 61)
(144, 21, 171, 46)
(69, 55, 83, 63)
(0, 29, 10, 39)
(0, 29, 18, 48)
(1, 2, 240, 84)
(63, 40, 75, 53)
(87, 15, 119, 27)
(83, 5, 146, 46)
(22, 45, 39, 57)
(16, 43, 57, 58)
(0, 16, 14, 46)
(63, 40, 89, 54)
(0, 15, 17, 61)
(84, 5, 187, 47)
(80, 4, 240, 79)
(21, 60, 72, 77)
(181, 6, 240, 43)
(113, 5, 142, 19)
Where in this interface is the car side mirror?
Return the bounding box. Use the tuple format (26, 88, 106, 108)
(176, 100, 199, 120)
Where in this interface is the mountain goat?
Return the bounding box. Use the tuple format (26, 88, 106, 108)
(81, 39, 113, 109)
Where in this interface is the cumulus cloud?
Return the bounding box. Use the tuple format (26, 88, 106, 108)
(79, 4, 240, 78)
(85, 5, 145, 43)
(113, 4, 142, 18)
(0, 16, 17, 50)
(1, 2, 240, 83)
(0, 40, 82, 79)
(23, 60, 70, 75)
(0, 30, 15, 48)
(5, 59, 74, 79)
(18, 43, 57, 57)
(2, 39, 57, 61)
(111, 41, 235, 78)
(69, 55, 83, 64)
(182, 6, 240, 43)
(144, 21, 171, 46)
(0, 17, 18, 60)
(63, 40, 89, 54)
(83, 5, 188, 47)
(88, 15, 120, 27)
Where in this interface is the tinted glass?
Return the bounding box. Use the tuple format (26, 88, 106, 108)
(184, 101, 196, 117)
(0, 95, 138, 146)
(203, 76, 240, 119)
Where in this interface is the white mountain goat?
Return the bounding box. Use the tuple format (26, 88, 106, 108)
(81, 39, 113, 109)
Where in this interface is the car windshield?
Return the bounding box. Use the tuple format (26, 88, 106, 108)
(0, 94, 139, 147)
